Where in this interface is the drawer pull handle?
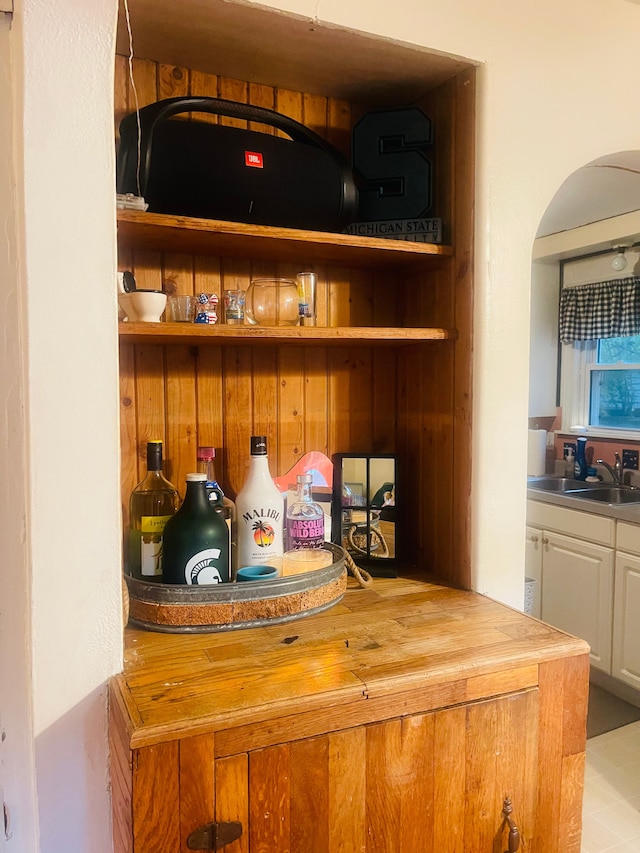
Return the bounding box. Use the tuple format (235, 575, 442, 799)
(187, 821, 243, 850)
(502, 797, 520, 852)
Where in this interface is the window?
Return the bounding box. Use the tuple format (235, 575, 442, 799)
(590, 336, 640, 429)
(561, 335, 640, 436)
(559, 270, 640, 437)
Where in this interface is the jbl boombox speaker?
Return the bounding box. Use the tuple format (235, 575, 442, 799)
(351, 107, 434, 221)
(116, 97, 358, 232)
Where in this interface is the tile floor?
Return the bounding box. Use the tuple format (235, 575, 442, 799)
(582, 720, 640, 852)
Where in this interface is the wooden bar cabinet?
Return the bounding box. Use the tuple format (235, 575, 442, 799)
(110, 2, 589, 850)
(111, 578, 589, 852)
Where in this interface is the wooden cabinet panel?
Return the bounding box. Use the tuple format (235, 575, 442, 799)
(133, 741, 181, 853)
(215, 755, 248, 853)
(289, 737, 331, 853)
(248, 745, 291, 852)
(179, 734, 215, 853)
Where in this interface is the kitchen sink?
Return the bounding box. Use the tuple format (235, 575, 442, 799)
(569, 487, 640, 504)
(527, 477, 598, 493)
(528, 477, 640, 505)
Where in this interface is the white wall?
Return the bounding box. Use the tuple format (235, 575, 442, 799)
(5, 0, 640, 850)
(5, 0, 122, 850)
(0, 9, 39, 851)
(529, 260, 560, 418)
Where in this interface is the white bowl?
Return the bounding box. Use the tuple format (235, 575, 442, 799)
(118, 290, 166, 322)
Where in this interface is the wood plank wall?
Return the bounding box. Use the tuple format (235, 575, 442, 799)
(114, 55, 473, 585)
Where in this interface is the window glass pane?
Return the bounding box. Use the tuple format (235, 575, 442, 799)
(589, 368, 640, 428)
(597, 335, 640, 364)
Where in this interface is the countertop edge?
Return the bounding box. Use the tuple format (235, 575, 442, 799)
(113, 584, 592, 751)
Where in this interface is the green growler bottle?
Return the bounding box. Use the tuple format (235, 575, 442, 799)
(162, 473, 230, 585)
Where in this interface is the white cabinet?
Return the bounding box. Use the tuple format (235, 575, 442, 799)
(541, 531, 613, 673)
(613, 523, 640, 691)
(526, 501, 615, 673)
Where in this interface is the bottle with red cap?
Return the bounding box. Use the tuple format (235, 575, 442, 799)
(196, 446, 236, 577)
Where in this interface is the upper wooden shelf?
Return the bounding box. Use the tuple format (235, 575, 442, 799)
(116, 210, 453, 269)
(118, 322, 454, 347)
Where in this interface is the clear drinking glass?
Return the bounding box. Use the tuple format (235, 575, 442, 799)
(223, 289, 246, 324)
(296, 272, 317, 326)
(167, 294, 197, 322)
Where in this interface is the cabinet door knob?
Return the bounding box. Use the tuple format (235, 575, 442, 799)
(502, 797, 520, 852)
(542, 537, 549, 546)
(187, 822, 243, 850)
(530, 534, 539, 543)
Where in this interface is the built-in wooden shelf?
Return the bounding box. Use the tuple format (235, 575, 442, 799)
(116, 210, 453, 268)
(118, 321, 455, 347)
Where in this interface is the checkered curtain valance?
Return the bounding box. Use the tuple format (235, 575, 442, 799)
(559, 276, 640, 343)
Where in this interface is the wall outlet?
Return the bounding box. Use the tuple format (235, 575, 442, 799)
(563, 441, 576, 458)
(622, 449, 639, 470)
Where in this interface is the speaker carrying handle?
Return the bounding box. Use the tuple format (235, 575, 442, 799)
(117, 96, 347, 198)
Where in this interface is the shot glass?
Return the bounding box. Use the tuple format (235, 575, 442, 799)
(194, 292, 219, 324)
(167, 294, 197, 322)
(236, 565, 279, 582)
(282, 548, 333, 576)
(223, 289, 246, 324)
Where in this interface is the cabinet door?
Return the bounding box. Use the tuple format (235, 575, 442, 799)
(613, 551, 640, 690)
(541, 531, 613, 673)
(123, 673, 587, 853)
(525, 525, 542, 618)
(215, 692, 540, 853)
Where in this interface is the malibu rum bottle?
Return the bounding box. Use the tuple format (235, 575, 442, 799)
(127, 440, 180, 581)
(235, 436, 284, 570)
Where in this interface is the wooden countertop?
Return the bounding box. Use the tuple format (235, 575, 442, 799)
(112, 577, 590, 752)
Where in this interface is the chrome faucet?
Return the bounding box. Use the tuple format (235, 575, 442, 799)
(596, 452, 623, 484)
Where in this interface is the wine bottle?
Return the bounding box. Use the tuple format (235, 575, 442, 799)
(286, 473, 325, 550)
(162, 473, 230, 585)
(236, 436, 284, 569)
(196, 446, 237, 578)
(128, 440, 180, 581)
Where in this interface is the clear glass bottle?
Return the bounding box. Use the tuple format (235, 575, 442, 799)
(286, 473, 325, 550)
(128, 440, 180, 581)
(235, 436, 284, 569)
(162, 473, 230, 585)
(564, 448, 575, 479)
(196, 446, 237, 578)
